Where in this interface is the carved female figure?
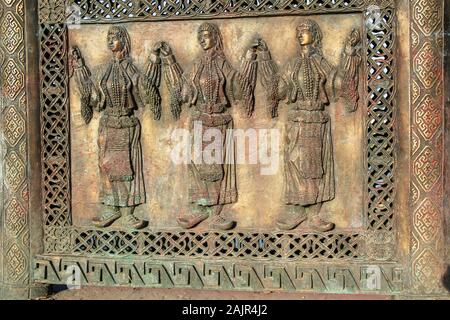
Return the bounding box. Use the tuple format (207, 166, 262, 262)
(70, 26, 164, 229)
(157, 22, 258, 230)
(258, 19, 361, 231)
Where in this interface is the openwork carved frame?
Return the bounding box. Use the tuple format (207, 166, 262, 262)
(35, 0, 400, 293)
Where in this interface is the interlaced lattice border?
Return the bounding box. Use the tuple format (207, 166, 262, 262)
(40, 0, 395, 24)
(365, 7, 395, 231)
(44, 227, 362, 260)
(40, 23, 71, 227)
(39, 0, 396, 262)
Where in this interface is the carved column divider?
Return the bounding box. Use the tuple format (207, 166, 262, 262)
(409, 0, 447, 295)
(0, 0, 48, 299)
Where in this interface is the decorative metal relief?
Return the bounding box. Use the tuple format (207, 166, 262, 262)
(0, 0, 30, 290)
(258, 20, 362, 232)
(409, 0, 446, 294)
(160, 22, 257, 230)
(69, 25, 164, 230)
(35, 0, 402, 294)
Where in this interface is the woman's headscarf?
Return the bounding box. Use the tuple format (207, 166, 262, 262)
(197, 22, 226, 59)
(107, 25, 131, 58)
(296, 19, 323, 56)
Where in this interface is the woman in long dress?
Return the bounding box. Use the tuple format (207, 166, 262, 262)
(159, 22, 258, 230)
(258, 19, 361, 231)
(70, 25, 166, 229)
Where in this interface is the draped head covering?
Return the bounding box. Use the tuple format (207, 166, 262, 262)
(197, 22, 226, 59)
(296, 19, 323, 56)
(107, 25, 131, 58)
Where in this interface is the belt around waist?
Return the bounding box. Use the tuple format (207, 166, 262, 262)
(100, 115, 138, 128)
(295, 100, 324, 111)
(192, 112, 232, 127)
(197, 103, 227, 114)
(288, 109, 329, 123)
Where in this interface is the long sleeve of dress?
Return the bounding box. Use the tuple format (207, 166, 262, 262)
(141, 53, 162, 120)
(336, 46, 362, 113)
(161, 54, 190, 120)
(72, 61, 101, 124)
(259, 50, 292, 118)
(226, 50, 258, 118)
(317, 56, 337, 102)
(315, 47, 361, 112)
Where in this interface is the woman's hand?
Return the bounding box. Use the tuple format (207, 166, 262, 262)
(69, 46, 85, 77)
(256, 39, 269, 52)
(159, 42, 173, 57)
(152, 42, 161, 54)
(344, 29, 361, 56)
(69, 46, 90, 85)
(245, 38, 261, 60)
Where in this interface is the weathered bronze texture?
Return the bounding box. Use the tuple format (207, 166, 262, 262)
(409, 0, 446, 295)
(70, 25, 164, 230)
(160, 22, 257, 230)
(0, 0, 449, 299)
(258, 19, 362, 232)
(0, 0, 48, 299)
(36, 0, 400, 293)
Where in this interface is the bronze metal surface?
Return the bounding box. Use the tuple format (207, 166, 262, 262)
(0, 0, 448, 299)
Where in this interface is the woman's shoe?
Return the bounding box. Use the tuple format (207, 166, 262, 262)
(122, 214, 146, 230)
(177, 212, 209, 229)
(210, 215, 236, 230)
(276, 208, 307, 230)
(92, 210, 121, 228)
(309, 216, 335, 232)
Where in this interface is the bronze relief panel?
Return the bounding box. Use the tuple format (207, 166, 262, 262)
(68, 15, 365, 232)
(35, 0, 399, 293)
